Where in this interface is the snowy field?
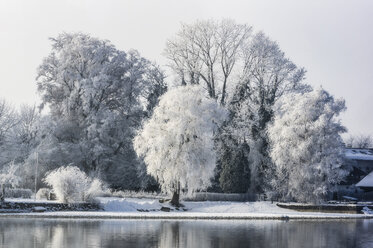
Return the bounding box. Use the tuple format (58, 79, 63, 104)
(99, 197, 292, 213)
(4, 198, 59, 203)
(1, 197, 373, 220)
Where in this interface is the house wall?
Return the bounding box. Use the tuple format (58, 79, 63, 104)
(334, 158, 373, 201)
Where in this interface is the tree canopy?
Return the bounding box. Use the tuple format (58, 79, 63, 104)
(134, 85, 227, 204)
(268, 88, 348, 203)
(35, 32, 166, 189)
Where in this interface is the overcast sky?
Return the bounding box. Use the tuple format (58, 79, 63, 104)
(0, 0, 372, 136)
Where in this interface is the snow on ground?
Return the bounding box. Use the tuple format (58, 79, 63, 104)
(5, 198, 59, 203)
(0, 210, 371, 220)
(99, 197, 162, 212)
(182, 201, 292, 213)
(1, 197, 373, 219)
(95, 198, 373, 219)
(98, 197, 290, 213)
(362, 207, 373, 215)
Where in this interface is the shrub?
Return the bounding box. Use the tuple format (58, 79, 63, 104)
(0, 162, 21, 188)
(43, 166, 90, 203)
(36, 188, 54, 200)
(85, 178, 110, 202)
(5, 188, 32, 198)
(43, 165, 108, 203)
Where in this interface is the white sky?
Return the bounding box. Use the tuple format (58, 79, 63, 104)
(0, 0, 372, 136)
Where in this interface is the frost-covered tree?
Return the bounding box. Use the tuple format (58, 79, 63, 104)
(344, 134, 373, 148)
(43, 165, 107, 203)
(0, 162, 21, 189)
(44, 165, 89, 203)
(144, 64, 168, 117)
(164, 19, 252, 105)
(166, 20, 310, 194)
(0, 104, 42, 189)
(13, 105, 40, 155)
(0, 100, 18, 167)
(35, 32, 166, 189)
(0, 100, 17, 143)
(133, 85, 227, 206)
(224, 32, 310, 193)
(268, 88, 349, 203)
(0, 162, 21, 201)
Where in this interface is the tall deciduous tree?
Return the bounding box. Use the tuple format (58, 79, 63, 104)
(164, 19, 252, 105)
(166, 20, 310, 194)
(226, 32, 310, 193)
(0, 100, 17, 166)
(268, 88, 348, 203)
(0, 102, 41, 189)
(133, 85, 227, 206)
(344, 134, 373, 148)
(35, 32, 166, 189)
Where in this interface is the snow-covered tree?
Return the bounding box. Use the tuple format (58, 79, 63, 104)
(43, 165, 90, 203)
(43, 165, 107, 203)
(13, 105, 40, 156)
(0, 162, 21, 189)
(0, 162, 21, 201)
(166, 20, 310, 194)
(0, 100, 18, 167)
(344, 134, 373, 148)
(0, 100, 17, 143)
(223, 32, 310, 193)
(133, 85, 227, 205)
(35, 32, 166, 189)
(0, 103, 42, 190)
(164, 19, 252, 105)
(268, 88, 349, 203)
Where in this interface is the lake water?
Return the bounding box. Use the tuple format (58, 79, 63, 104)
(0, 218, 372, 248)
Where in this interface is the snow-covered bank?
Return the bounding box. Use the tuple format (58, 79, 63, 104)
(100, 197, 162, 212)
(5, 198, 58, 203)
(0, 198, 101, 212)
(98, 197, 290, 213)
(1, 197, 373, 219)
(0, 211, 372, 220)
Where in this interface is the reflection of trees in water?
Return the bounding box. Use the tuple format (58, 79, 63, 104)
(98, 220, 161, 247)
(0, 219, 54, 247)
(158, 221, 230, 247)
(257, 220, 358, 248)
(158, 220, 364, 248)
(158, 220, 257, 248)
(0, 218, 371, 247)
(280, 220, 357, 248)
(49, 221, 102, 248)
(0, 219, 104, 248)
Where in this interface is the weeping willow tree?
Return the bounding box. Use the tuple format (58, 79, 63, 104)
(133, 85, 227, 206)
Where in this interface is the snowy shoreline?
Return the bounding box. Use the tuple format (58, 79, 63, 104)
(0, 211, 372, 220)
(1, 198, 373, 220)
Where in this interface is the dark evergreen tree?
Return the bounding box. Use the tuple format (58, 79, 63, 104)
(219, 137, 250, 193)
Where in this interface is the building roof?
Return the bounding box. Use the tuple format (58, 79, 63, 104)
(345, 148, 373, 161)
(356, 171, 373, 188)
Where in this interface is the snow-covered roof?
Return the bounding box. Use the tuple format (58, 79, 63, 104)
(345, 148, 373, 161)
(356, 171, 373, 188)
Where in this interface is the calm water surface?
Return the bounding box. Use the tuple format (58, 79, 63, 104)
(0, 217, 372, 248)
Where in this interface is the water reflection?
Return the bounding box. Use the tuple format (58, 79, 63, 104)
(0, 218, 372, 248)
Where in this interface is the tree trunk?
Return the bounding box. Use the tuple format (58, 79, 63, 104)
(170, 191, 180, 207)
(0, 184, 4, 202)
(170, 182, 180, 206)
(220, 77, 227, 106)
